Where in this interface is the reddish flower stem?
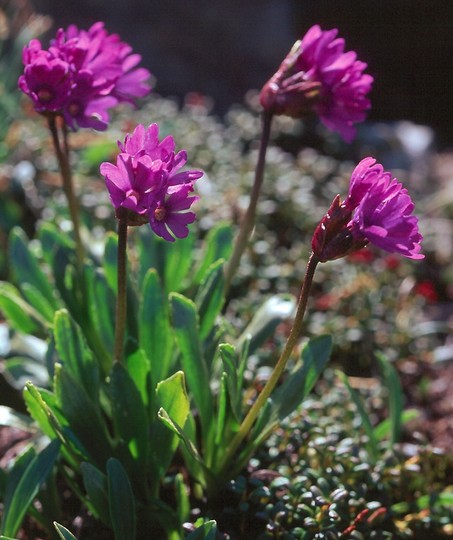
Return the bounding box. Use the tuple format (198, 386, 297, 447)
(48, 116, 85, 270)
(218, 252, 319, 476)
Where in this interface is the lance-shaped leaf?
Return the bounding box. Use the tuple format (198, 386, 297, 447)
(107, 458, 136, 540)
(170, 294, 212, 435)
(195, 260, 225, 340)
(139, 269, 173, 385)
(152, 371, 190, 481)
(0, 282, 47, 333)
(338, 371, 379, 464)
(9, 227, 59, 310)
(53, 309, 99, 402)
(103, 233, 118, 294)
(377, 353, 403, 445)
(163, 233, 195, 293)
(125, 348, 151, 411)
(109, 362, 148, 474)
(194, 223, 233, 284)
(0, 439, 60, 537)
(219, 343, 246, 421)
(54, 522, 78, 540)
(81, 462, 110, 525)
(38, 222, 74, 269)
(85, 265, 115, 362)
(54, 366, 112, 469)
(21, 283, 56, 324)
(236, 335, 333, 473)
(272, 335, 331, 419)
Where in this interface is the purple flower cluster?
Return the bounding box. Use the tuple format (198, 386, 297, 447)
(260, 25, 373, 142)
(347, 158, 423, 259)
(100, 124, 203, 241)
(312, 157, 423, 261)
(18, 22, 151, 131)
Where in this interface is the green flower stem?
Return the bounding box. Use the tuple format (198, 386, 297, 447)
(224, 110, 273, 294)
(48, 117, 85, 269)
(219, 252, 319, 475)
(114, 218, 128, 362)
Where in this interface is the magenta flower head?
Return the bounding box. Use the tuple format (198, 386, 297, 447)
(100, 124, 203, 241)
(312, 157, 424, 262)
(19, 22, 152, 130)
(260, 25, 373, 142)
(18, 40, 72, 113)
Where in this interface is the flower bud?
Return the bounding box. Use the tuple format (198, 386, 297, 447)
(312, 195, 367, 262)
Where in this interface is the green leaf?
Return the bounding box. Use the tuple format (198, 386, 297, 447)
(2, 448, 35, 520)
(51, 247, 79, 317)
(23, 384, 67, 446)
(215, 373, 228, 445)
(152, 372, 190, 480)
(377, 353, 403, 444)
(137, 227, 161, 287)
(417, 491, 453, 510)
(38, 222, 74, 268)
(236, 294, 296, 354)
(53, 522, 78, 540)
(195, 260, 225, 340)
(81, 462, 110, 525)
(109, 362, 148, 469)
(194, 223, 233, 284)
(185, 520, 218, 540)
(107, 458, 136, 540)
(125, 349, 151, 410)
(9, 227, 59, 310)
(231, 336, 332, 475)
(163, 233, 195, 293)
(338, 371, 379, 464)
(374, 409, 419, 441)
(85, 265, 115, 362)
(139, 269, 173, 384)
(0, 439, 60, 537)
(3, 357, 49, 389)
(175, 412, 207, 485)
(219, 344, 240, 420)
(175, 473, 190, 526)
(170, 294, 212, 434)
(0, 282, 47, 333)
(81, 138, 117, 167)
(21, 283, 56, 324)
(272, 335, 332, 421)
(157, 408, 204, 469)
(53, 309, 99, 402)
(54, 366, 111, 469)
(103, 233, 118, 294)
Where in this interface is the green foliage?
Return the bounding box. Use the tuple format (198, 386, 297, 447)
(0, 440, 60, 537)
(107, 458, 136, 540)
(0, 90, 443, 540)
(54, 522, 78, 540)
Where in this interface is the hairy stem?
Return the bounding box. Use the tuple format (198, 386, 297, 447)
(224, 111, 273, 294)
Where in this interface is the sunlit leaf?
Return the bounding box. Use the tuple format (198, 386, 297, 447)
(0, 439, 60, 537)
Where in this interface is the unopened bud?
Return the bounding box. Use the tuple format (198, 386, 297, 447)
(312, 195, 368, 262)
